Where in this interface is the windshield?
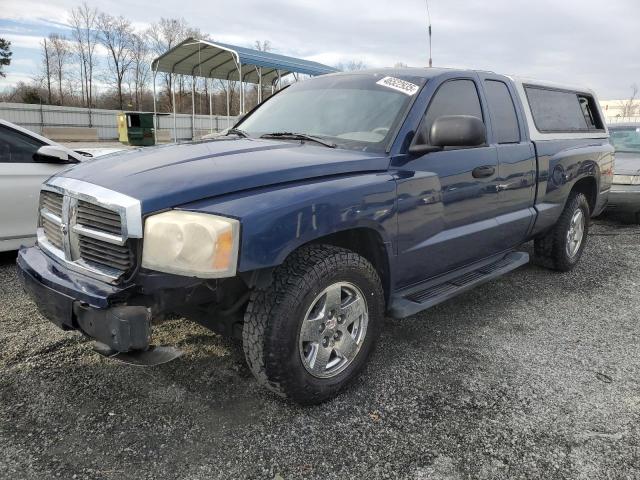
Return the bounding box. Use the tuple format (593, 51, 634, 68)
(237, 74, 425, 152)
(609, 126, 640, 153)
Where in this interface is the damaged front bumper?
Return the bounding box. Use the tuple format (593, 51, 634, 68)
(17, 246, 151, 352)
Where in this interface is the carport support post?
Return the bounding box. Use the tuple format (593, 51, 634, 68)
(191, 75, 196, 140)
(239, 62, 244, 114)
(172, 73, 177, 142)
(208, 78, 213, 134)
(226, 77, 231, 129)
(152, 68, 158, 144)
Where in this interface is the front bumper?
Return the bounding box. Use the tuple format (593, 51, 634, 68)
(607, 184, 640, 213)
(18, 246, 151, 352)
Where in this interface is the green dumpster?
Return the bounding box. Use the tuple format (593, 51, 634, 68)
(118, 112, 155, 146)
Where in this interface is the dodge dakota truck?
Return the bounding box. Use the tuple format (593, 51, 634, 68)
(17, 68, 613, 404)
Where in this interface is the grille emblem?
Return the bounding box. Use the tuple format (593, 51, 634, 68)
(60, 222, 68, 235)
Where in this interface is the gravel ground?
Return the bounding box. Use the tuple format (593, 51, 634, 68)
(1, 218, 638, 480)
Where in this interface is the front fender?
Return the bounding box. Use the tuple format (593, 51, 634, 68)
(177, 173, 398, 272)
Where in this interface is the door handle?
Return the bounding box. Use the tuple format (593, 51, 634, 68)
(472, 165, 495, 178)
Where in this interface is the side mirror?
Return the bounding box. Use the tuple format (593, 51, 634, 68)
(33, 145, 75, 164)
(409, 115, 486, 155)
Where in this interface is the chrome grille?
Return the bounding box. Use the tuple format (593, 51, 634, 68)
(41, 214, 64, 250)
(39, 191, 64, 250)
(77, 201, 122, 235)
(36, 179, 142, 283)
(40, 190, 63, 218)
(79, 235, 133, 272)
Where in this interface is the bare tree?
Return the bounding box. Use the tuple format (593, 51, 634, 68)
(146, 18, 202, 112)
(97, 13, 134, 109)
(49, 34, 71, 105)
(251, 40, 272, 105)
(620, 84, 639, 119)
(336, 60, 367, 71)
(40, 38, 53, 104)
(254, 40, 271, 52)
(129, 34, 151, 110)
(70, 3, 99, 108)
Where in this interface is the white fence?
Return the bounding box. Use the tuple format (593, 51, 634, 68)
(2, 102, 636, 143)
(606, 116, 640, 124)
(0, 102, 238, 141)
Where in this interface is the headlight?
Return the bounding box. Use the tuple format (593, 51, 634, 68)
(141, 211, 240, 278)
(613, 174, 640, 185)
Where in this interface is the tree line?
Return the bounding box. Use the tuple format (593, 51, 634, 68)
(0, 4, 285, 115)
(0, 4, 384, 115)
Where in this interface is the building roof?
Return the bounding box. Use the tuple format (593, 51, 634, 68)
(151, 38, 339, 84)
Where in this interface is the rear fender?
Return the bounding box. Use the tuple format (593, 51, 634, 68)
(532, 140, 614, 235)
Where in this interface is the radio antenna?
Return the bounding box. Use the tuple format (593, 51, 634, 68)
(425, 0, 433, 67)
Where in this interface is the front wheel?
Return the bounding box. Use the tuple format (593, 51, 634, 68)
(534, 192, 590, 271)
(242, 244, 384, 405)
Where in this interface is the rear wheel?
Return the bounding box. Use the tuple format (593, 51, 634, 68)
(242, 244, 384, 405)
(534, 192, 590, 271)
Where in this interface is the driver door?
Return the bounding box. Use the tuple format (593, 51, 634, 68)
(395, 77, 502, 288)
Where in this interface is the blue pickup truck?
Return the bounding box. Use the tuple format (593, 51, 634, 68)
(17, 68, 613, 404)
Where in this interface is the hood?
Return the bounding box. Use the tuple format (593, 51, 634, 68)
(59, 138, 389, 213)
(614, 151, 640, 175)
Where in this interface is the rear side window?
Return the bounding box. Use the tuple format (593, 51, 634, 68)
(578, 95, 603, 130)
(484, 80, 520, 143)
(525, 86, 603, 132)
(421, 79, 483, 144)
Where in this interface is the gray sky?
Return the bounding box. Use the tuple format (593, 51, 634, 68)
(1, 0, 638, 99)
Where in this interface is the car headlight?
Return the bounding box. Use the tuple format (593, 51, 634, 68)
(141, 211, 240, 278)
(613, 174, 640, 185)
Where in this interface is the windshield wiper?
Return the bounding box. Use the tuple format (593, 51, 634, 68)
(226, 128, 249, 138)
(260, 132, 336, 148)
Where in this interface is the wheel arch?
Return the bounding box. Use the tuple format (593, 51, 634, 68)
(570, 174, 598, 215)
(308, 227, 393, 304)
(241, 226, 393, 306)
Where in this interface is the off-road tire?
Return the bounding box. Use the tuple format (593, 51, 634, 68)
(534, 192, 590, 271)
(242, 244, 384, 405)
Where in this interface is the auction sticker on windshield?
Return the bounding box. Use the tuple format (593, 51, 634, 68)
(376, 77, 420, 96)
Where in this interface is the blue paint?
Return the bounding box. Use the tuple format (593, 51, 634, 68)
(18, 68, 614, 322)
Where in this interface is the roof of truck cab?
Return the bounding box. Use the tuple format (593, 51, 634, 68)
(326, 68, 595, 95)
(325, 67, 497, 80)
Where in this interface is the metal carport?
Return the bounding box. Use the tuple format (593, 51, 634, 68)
(151, 38, 339, 141)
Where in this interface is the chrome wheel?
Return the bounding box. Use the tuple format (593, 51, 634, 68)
(566, 209, 585, 258)
(299, 282, 369, 379)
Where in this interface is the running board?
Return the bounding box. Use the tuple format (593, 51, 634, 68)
(389, 252, 529, 319)
(93, 342, 183, 366)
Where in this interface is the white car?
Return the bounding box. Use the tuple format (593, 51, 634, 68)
(0, 120, 87, 252)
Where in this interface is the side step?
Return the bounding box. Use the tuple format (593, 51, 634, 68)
(389, 251, 529, 319)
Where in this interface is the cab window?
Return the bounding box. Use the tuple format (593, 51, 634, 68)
(419, 79, 483, 145)
(484, 80, 520, 144)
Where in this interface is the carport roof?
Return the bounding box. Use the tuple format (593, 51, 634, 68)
(151, 38, 339, 85)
